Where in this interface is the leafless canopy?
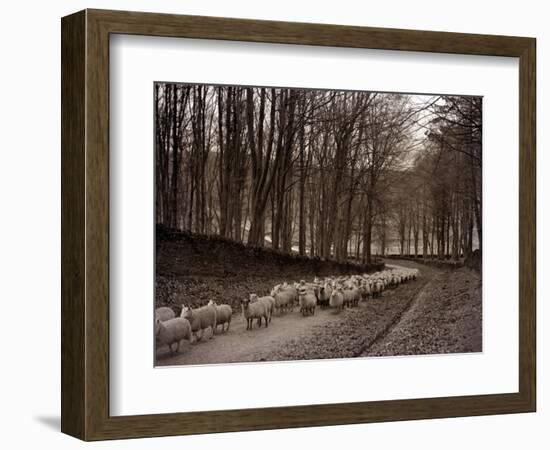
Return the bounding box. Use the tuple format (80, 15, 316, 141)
(155, 83, 481, 263)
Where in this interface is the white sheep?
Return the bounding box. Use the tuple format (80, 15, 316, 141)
(250, 294, 275, 323)
(369, 279, 383, 298)
(271, 285, 297, 314)
(155, 317, 193, 354)
(329, 287, 344, 312)
(316, 282, 332, 309)
(298, 287, 317, 316)
(207, 300, 232, 333)
(181, 303, 217, 341)
(359, 281, 371, 301)
(241, 296, 269, 329)
(155, 306, 175, 322)
(343, 286, 360, 308)
(389, 273, 399, 288)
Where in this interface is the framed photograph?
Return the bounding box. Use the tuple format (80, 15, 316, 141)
(61, 9, 536, 441)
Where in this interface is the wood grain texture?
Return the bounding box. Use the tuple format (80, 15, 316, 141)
(85, 10, 111, 439)
(518, 38, 536, 410)
(88, 8, 532, 57)
(60, 8, 536, 441)
(61, 10, 86, 439)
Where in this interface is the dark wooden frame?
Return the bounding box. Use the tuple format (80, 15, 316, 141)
(61, 9, 536, 441)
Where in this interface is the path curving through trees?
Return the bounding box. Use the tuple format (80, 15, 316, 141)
(156, 260, 480, 366)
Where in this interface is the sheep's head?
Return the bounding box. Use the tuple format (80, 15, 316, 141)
(181, 306, 193, 320)
(249, 294, 258, 302)
(207, 300, 216, 306)
(241, 298, 251, 309)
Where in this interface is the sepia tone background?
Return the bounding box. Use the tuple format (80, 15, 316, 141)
(154, 85, 482, 366)
(154, 85, 481, 261)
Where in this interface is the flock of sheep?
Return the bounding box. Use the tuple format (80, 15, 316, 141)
(155, 266, 419, 356)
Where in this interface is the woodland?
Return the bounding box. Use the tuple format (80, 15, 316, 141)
(155, 83, 481, 264)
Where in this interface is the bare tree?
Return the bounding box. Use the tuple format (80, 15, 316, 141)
(155, 83, 481, 264)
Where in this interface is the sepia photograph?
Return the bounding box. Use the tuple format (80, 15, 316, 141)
(154, 83, 482, 367)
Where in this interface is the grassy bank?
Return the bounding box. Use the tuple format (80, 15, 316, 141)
(155, 225, 384, 312)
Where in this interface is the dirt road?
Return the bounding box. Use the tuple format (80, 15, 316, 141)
(365, 263, 482, 356)
(156, 260, 481, 366)
(157, 303, 356, 366)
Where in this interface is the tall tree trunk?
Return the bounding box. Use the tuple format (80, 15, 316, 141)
(362, 195, 373, 264)
(298, 119, 306, 255)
